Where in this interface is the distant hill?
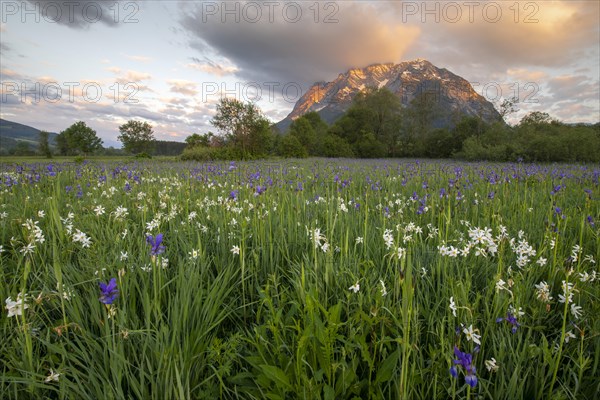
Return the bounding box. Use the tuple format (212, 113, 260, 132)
(0, 119, 58, 154)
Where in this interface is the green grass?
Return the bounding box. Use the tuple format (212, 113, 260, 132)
(0, 158, 598, 399)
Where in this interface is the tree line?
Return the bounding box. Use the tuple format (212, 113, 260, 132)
(16, 120, 182, 158)
(182, 89, 600, 163)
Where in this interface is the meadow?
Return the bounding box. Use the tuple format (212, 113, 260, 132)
(0, 158, 598, 400)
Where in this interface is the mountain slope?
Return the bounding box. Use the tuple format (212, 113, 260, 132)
(276, 59, 501, 132)
(0, 119, 58, 153)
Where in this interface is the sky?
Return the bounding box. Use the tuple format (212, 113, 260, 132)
(1, 0, 599, 147)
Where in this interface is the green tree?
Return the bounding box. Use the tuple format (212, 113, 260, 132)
(289, 117, 317, 155)
(497, 96, 519, 122)
(328, 87, 402, 156)
(405, 93, 441, 142)
(118, 120, 155, 155)
(11, 141, 35, 156)
(211, 98, 273, 158)
(56, 121, 103, 155)
(38, 130, 52, 158)
(185, 133, 214, 148)
(277, 134, 308, 158)
(302, 111, 329, 136)
(519, 111, 555, 127)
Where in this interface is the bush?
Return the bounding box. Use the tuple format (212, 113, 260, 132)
(277, 135, 308, 158)
(317, 134, 355, 158)
(181, 146, 246, 161)
(134, 152, 152, 159)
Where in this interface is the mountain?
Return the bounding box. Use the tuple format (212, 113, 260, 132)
(276, 59, 501, 132)
(0, 119, 58, 154)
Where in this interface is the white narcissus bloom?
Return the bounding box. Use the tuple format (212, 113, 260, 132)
(463, 325, 481, 345)
(449, 297, 457, 317)
(379, 280, 387, 297)
(564, 331, 576, 343)
(45, 369, 60, 382)
(485, 358, 499, 372)
(349, 281, 360, 293)
(570, 303, 583, 319)
(230, 245, 240, 255)
(5, 293, 28, 317)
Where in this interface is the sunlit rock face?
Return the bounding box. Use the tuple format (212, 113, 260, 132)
(276, 59, 501, 132)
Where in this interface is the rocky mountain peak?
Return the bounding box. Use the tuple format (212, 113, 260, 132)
(276, 60, 500, 132)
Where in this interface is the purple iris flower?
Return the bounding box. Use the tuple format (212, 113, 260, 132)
(551, 185, 563, 195)
(451, 346, 477, 388)
(497, 312, 519, 334)
(587, 216, 595, 227)
(146, 233, 165, 256)
(229, 190, 238, 200)
(99, 278, 119, 304)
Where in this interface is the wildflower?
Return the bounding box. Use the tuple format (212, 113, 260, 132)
(146, 234, 165, 256)
(379, 280, 387, 297)
(355, 236, 363, 244)
(349, 281, 360, 293)
(495, 279, 511, 294)
(485, 358, 499, 373)
(114, 206, 128, 219)
(395, 247, 406, 259)
(536, 257, 547, 266)
(463, 325, 481, 345)
(99, 278, 119, 305)
(309, 228, 326, 248)
(94, 205, 105, 216)
(451, 346, 477, 387)
(20, 243, 36, 256)
(383, 229, 394, 249)
(587, 216, 595, 227)
(45, 369, 60, 383)
(558, 281, 575, 304)
(189, 249, 199, 260)
(448, 246, 459, 257)
(5, 293, 29, 317)
(570, 303, 583, 319)
(120, 251, 128, 261)
(230, 245, 240, 255)
(534, 281, 553, 303)
(449, 296, 457, 317)
(564, 331, 576, 343)
(496, 312, 519, 334)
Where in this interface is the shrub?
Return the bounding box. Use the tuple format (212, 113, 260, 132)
(277, 134, 308, 158)
(134, 152, 152, 159)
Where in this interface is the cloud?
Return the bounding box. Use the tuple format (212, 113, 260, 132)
(0, 42, 10, 55)
(126, 55, 153, 63)
(547, 75, 599, 102)
(402, 1, 599, 71)
(167, 79, 198, 96)
(23, 0, 129, 29)
(186, 56, 239, 76)
(506, 69, 548, 83)
(180, 2, 420, 86)
(123, 70, 152, 82)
